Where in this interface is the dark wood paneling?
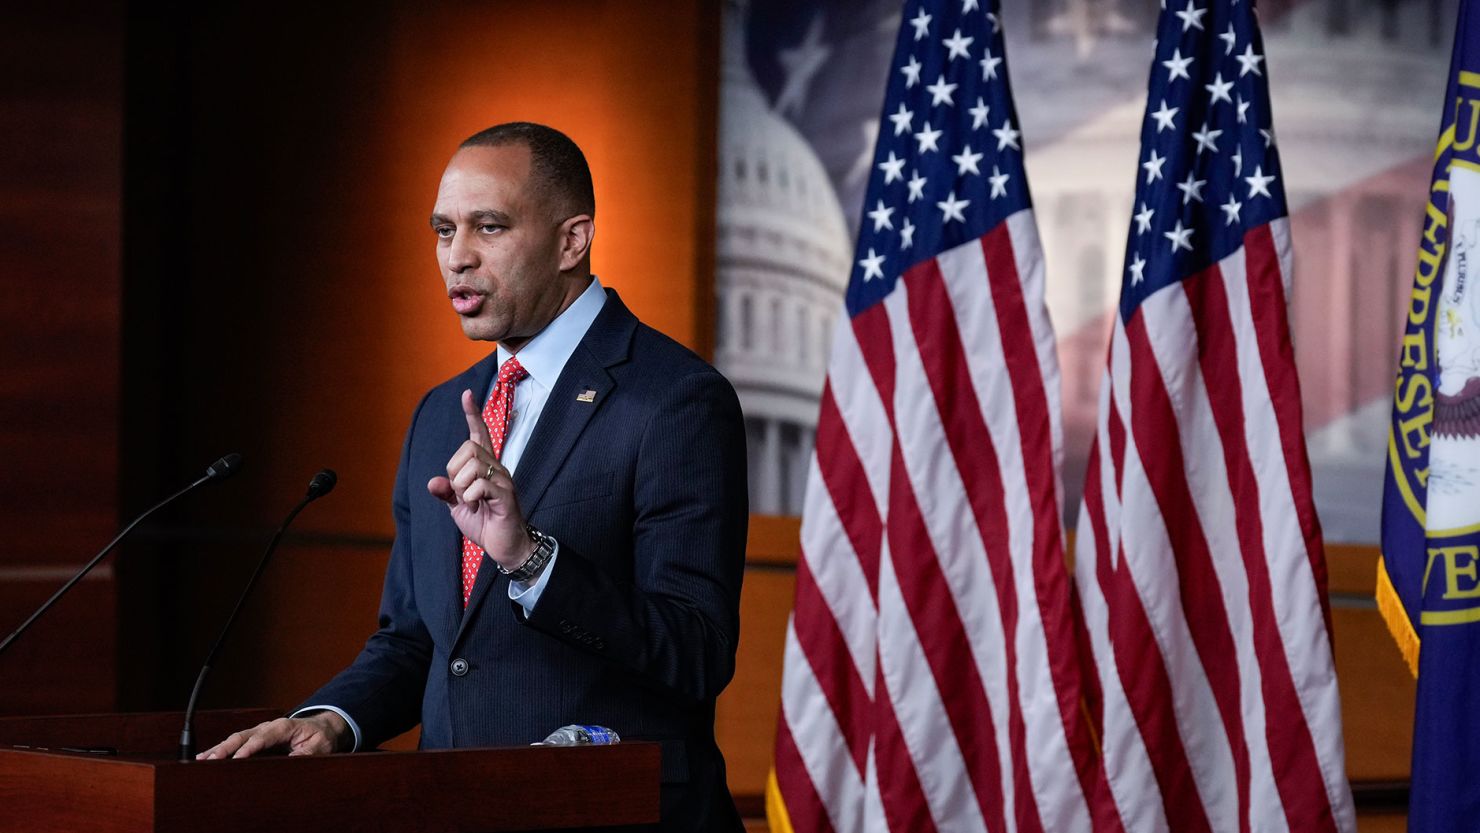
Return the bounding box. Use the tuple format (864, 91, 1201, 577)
(0, 577, 116, 715)
(0, 5, 123, 714)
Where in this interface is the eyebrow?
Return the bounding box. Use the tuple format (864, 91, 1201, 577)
(429, 209, 512, 228)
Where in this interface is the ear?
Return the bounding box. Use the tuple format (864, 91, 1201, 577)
(557, 214, 594, 272)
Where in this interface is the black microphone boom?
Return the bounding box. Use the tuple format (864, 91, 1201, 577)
(179, 468, 337, 761)
(0, 454, 243, 658)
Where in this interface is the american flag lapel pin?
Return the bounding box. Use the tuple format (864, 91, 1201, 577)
(576, 389, 597, 403)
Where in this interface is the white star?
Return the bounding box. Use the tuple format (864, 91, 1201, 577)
(1192, 122, 1222, 154)
(1162, 48, 1194, 82)
(1260, 127, 1276, 148)
(1164, 220, 1194, 253)
(774, 14, 832, 116)
(1219, 23, 1237, 55)
(867, 199, 895, 232)
(1143, 149, 1166, 183)
(909, 8, 932, 41)
(907, 170, 928, 203)
(952, 145, 984, 176)
(980, 50, 1003, 81)
(1129, 253, 1147, 284)
(1221, 194, 1244, 225)
(1245, 165, 1276, 198)
(989, 165, 1010, 198)
(1175, 1, 1207, 31)
(968, 97, 990, 130)
(878, 151, 906, 184)
(992, 118, 1021, 151)
(986, 12, 1000, 33)
(1236, 43, 1265, 76)
(1177, 171, 1207, 203)
(915, 122, 943, 153)
(1134, 202, 1155, 235)
(962, 0, 980, 12)
(888, 102, 914, 136)
(937, 190, 970, 223)
(1237, 95, 1251, 124)
(901, 55, 923, 88)
(926, 74, 958, 107)
(1150, 99, 1179, 132)
(1232, 145, 1244, 176)
(900, 217, 916, 249)
(858, 247, 886, 281)
(1205, 72, 1234, 104)
(943, 28, 974, 61)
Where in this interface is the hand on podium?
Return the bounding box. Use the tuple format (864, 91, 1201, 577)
(196, 710, 350, 760)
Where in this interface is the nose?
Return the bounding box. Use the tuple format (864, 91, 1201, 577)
(446, 228, 479, 273)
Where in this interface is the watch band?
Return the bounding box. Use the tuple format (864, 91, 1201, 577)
(500, 524, 555, 583)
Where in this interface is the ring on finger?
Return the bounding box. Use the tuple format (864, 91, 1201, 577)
(484, 462, 497, 480)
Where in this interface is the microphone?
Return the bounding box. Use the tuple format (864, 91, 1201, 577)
(307, 468, 337, 499)
(0, 453, 243, 658)
(180, 468, 337, 761)
(206, 454, 244, 480)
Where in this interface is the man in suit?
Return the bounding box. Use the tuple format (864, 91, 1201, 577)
(200, 122, 749, 832)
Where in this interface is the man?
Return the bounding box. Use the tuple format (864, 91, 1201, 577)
(200, 122, 749, 832)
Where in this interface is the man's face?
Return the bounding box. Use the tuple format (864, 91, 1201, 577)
(431, 144, 570, 344)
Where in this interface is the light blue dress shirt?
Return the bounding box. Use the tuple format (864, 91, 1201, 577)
(298, 278, 608, 751)
(495, 276, 608, 611)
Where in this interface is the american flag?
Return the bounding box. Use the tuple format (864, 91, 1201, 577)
(768, 1, 1106, 830)
(1071, 1, 1357, 831)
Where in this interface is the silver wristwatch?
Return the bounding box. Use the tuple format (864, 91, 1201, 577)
(500, 524, 555, 583)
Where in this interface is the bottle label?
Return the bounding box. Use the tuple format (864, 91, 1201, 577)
(575, 725, 620, 745)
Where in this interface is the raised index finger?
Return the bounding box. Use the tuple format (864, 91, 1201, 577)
(461, 389, 492, 449)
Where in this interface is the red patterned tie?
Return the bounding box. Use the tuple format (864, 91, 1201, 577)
(460, 356, 528, 606)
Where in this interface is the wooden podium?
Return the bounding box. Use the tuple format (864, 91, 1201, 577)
(0, 709, 661, 832)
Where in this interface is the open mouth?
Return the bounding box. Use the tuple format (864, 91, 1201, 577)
(448, 285, 484, 315)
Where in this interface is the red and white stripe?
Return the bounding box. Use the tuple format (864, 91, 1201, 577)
(772, 209, 1106, 833)
(1072, 219, 1357, 833)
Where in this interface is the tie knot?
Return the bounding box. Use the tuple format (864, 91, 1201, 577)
(497, 356, 529, 387)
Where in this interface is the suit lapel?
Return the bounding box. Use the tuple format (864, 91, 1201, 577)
(511, 346, 615, 515)
(455, 290, 636, 643)
(512, 289, 638, 517)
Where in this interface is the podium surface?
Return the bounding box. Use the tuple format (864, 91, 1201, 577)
(0, 710, 660, 832)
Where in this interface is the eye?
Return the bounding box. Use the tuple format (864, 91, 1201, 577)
(478, 223, 504, 234)
(434, 225, 454, 239)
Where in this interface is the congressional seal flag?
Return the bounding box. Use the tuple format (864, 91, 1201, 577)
(1071, 1, 1356, 831)
(1378, 1, 1480, 828)
(767, 0, 1107, 831)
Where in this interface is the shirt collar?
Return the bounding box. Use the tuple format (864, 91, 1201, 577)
(496, 277, 607, 388)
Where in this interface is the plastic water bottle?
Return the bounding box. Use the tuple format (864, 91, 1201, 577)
(535, 724, 621, 746)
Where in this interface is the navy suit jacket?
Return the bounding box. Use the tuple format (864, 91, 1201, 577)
(306, 290, 748, 831)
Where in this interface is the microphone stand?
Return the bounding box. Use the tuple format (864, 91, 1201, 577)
(0, 454, 242, 658)
(179, 470, 335, 761)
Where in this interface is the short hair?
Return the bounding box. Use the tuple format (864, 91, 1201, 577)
(459, 122, 595, 219)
